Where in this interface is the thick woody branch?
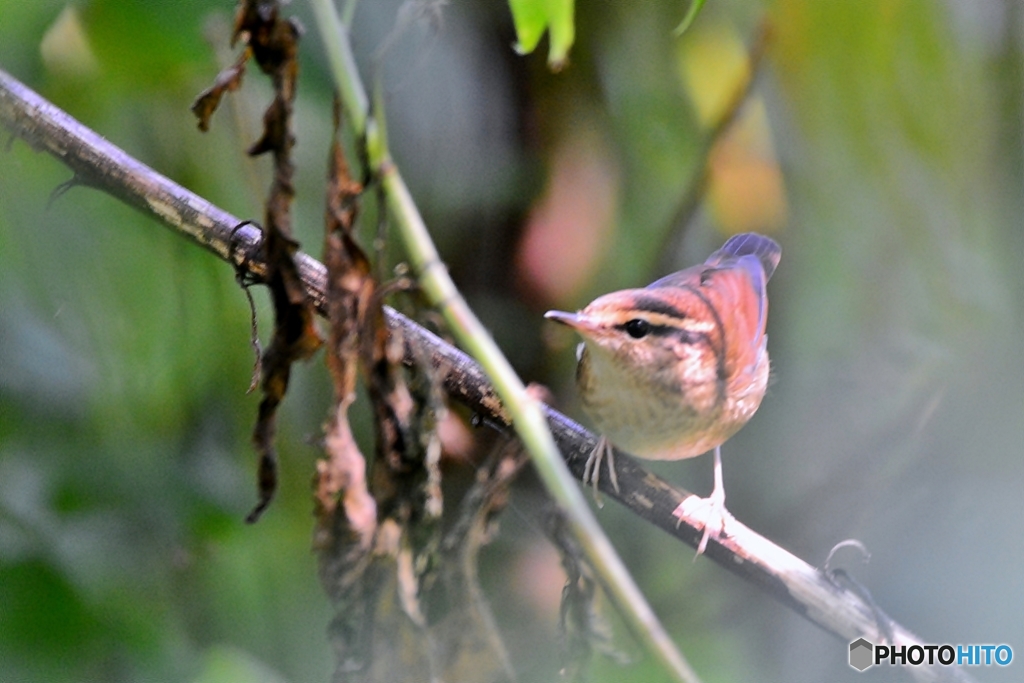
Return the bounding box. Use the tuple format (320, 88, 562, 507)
(0, 69, 973, 683)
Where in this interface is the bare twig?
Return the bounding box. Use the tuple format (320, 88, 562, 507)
(0, 68, 975, 683)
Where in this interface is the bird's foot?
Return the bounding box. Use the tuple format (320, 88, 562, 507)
(672, 490, 734, 557)
(582, 436, 619, 507)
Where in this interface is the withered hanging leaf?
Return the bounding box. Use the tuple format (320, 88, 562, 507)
(315, 97, 468, 681)
(247, 96, 288, 156)
(247, 225, 322, 523)
(362, 291, 448, 649)
(314, 101, 388, 681)
(191, 1, 300, 136)
(197, 5, 519, 680)
(436, 439, 528, 683)
(190, 50, 248, 132)
(547, 508, 626, 682)
(209, 0, 322, 523)
(315, 105, 373, 548)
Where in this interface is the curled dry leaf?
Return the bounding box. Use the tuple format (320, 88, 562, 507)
(190, 51, 247, 132)
(316, 111, 375, 550)
(192, 0, 322, 523)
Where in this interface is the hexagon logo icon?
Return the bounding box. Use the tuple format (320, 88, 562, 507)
(849, 638, 874, 671)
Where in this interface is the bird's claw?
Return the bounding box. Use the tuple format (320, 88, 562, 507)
(672, 492, 734, 557)
(582, 436, 619, 507)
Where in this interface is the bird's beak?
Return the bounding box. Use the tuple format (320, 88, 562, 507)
(544, 310, 600, 334)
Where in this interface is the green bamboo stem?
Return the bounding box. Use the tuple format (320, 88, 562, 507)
(307, 2, 701, 681)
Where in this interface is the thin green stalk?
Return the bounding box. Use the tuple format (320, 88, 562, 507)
(673, 0, 708, 36)
(310, 0, 367, 136)
(309, 2, 700, 681)
(340, 0, 359, 27)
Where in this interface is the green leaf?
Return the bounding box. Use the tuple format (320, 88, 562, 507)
(508, 0, 575, 69)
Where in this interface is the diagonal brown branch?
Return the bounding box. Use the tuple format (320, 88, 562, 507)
(0, 68, 974, 683)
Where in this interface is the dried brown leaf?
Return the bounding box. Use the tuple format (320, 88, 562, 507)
(211, 0, 321, 523)
(190, 51, 248, 132)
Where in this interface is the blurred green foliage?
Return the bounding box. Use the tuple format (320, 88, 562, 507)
(2, 1, 1023, 682)
(509, 0, 575, 67)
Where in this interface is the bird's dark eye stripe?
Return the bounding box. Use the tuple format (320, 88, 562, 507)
(616, 321, 707, 347)
(616, 320, 669, 337)
(630, 295, 688, 321)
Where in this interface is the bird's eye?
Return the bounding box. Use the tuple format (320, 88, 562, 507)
(624, 318, 650, 339)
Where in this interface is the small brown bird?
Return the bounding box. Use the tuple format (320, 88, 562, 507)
(545, 233, 781, 553)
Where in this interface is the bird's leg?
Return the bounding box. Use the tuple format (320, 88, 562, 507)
(672, 446, 735, 556)
(582, 435, 620, 506)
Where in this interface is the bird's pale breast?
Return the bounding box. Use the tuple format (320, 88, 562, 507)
(577, 340, 770, 461)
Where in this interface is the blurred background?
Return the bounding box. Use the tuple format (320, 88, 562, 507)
(1, 0, 1022, 682)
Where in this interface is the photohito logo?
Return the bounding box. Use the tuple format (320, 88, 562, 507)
(849, 638, 1013, 672)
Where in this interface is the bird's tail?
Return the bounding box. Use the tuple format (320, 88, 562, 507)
(708, 232, 782, 282)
